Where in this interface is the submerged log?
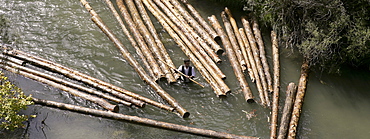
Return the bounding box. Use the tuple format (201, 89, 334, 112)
(252, 18, 272, 92)
(186, 4, 220, 42)
(32, 98, 258, 139)
(125, 0, 176, 83)
(287, 60, 309, 139)
(278, 83, 297, 139)
(157, 0, 222, 64)
(1, 65, 119, 112)
(239, 28, 265, 105)
(270, 30, 280, 139)
(0, 59, 134, 107)
(143, 0, 230, 96)
(134, 0, 180, 81)
(169, 0, 223, 54)
(210, 14, 254, 102)
(241, 16, 269, 107)
(90, 14, 189, 118)
(103, 0, 155, 81)
(116, 0, 165, 80)
(2, 48, 174, 112)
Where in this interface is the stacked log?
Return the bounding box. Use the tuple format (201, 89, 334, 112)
(209, 14, 253, 102)
(134, 0, 180, 81)
(143, 0, 230, 96)
(270, 30, 280, 139)
(287, 60, 310, 139)
(278, 83, 297, 139)
(125, 0, 176, 83)
(241, 16, 269, 107)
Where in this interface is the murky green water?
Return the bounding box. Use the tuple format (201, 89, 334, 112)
(1, 0, 370, 138)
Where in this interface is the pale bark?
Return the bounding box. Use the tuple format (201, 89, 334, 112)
(270, 30, 280, 139)
(277, 83, 297, 139)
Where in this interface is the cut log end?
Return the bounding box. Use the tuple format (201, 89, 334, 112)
(216, 49, 224, 55)
(214, 36, 221, 42)
(112, 105, 120, 112)
(182, 112, 190, 118)
(247, 99, 255, 103)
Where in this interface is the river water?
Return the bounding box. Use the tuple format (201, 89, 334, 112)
(0, 0, 369, 138)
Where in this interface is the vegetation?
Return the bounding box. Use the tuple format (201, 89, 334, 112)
(211, 0, 370, 71)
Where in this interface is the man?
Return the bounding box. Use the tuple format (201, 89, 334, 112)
(177, 59, 195, 83)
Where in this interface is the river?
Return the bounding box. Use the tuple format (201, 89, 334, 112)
(0, 0, 369, 138)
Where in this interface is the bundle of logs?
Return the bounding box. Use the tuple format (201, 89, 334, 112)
(0, 0, 311, 138)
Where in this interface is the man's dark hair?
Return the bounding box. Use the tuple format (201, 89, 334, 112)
(184, 59, 190, 63)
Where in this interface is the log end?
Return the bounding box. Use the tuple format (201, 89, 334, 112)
(214, 36, 221, 42)
(112, 105, 120, 113)
(216, 49, 224, 55)
(182, 112, 190, 118)
(246, 98, 255, 103)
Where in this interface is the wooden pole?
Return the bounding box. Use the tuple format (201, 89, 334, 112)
(168, 0, 223, 54)
(252, 18, 273, 92)
(238, 28, 266, 105)
(0, 58, 135, 107)
(124, 0, 176, 83)
(32, 98, 259, 139)
(134, 0, 180, 81)
(102, 0, 155, 80)
(277, 83, 297, 139)
(210, 14, 254, 102)
(2, 48, 174, 112)
(1, 65, 119, 112)
(142, 0, 228, 96)
(185, 4, 221, 42)
(270, 30, 280, 139)
(287, 60, 309, 139)
(116, 0, 165, 81)
(157, 58, 204, 88)
(157, 0, 222, 64)
(241, 16, 269, 107)
(224, 7, 247, 72)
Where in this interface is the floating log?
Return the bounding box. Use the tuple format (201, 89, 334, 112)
(144, 0, 230, 95)
(134, 0, 180, 81)
(1, 65, 119, 112)
(157, 0, 222, 65)
(277, 83, 297, 139)
(169, 0, 223, 54)
(89, 14, 189, 118)
(252, 18, 273, 92)
(32, 97, 258, 139)
(102, 0, 155, 80)
(241, 16, 269, 107)
(239, 28, 265, 105)
(0, 58, 135, 107)
(185, 4, 221, 42)
(116, 0, 165, 80)
(287, 60, 309, 139)
(224, 7, 247, 72)
(2, 48, 174, 112)
(270, 30, 280, 139)
(125, 0, 176, 83)
(210, 14, 254, 102)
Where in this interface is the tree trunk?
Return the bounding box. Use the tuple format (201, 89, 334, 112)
(157, 0, 222, 65)
(116, 0, 165, 81)
(2, 48, 174, 112)
(270, 30, 280, 139)
(1, 65, 119, 112)
(169, 0, 223, 54)
(220, 11, 254, 102)
(125, 0, 176, 83)
(287, 60, 309, 139)
(142, 0, 228, 96)
(0, 58, 135, 107)
(241, 16, 269, 107)
(186, 3, 221, 43)
(32, 98, 258, 139)
(252, 18, 272, 92)
(238, 28, 265, 105)
(277, 83, 297, 139)
(134, 0, 180, 81)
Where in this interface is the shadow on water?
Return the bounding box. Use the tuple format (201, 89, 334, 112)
(0, 0, 369, 138)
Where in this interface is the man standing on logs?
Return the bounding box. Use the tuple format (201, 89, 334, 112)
(177, 60, 196, 83)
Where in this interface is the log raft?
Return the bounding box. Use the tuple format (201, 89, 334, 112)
(278, 83, 297, 139)
(270, 30, 280, 139)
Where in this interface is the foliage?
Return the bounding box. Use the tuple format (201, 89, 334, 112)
(0, 71, 34, 131)
(211, 0, 370, 71)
